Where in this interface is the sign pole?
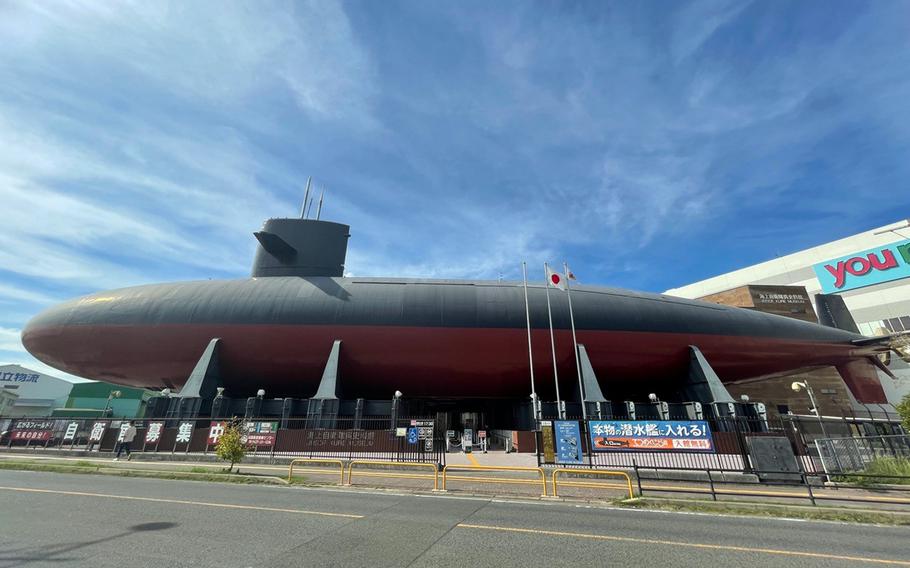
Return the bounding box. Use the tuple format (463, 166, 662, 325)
(564, 262, 587, 421)
(522, 262, 539, 422)
(544, 262, 564, 419)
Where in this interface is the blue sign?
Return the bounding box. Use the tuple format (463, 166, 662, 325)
(813, 239, 910, 293)
(407, 427, 418, 444)
(589, 420, 713, 452)
(554, 421, 584, 464)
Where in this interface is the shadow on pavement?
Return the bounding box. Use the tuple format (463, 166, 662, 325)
(0, 522, 178, 567)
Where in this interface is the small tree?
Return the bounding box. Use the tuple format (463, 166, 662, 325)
(215, 423, 246, 473)
(897, 393, 910, 433)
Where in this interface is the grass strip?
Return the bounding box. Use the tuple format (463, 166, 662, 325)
(614, 497, 910, 526)
(0, 460, 288, 485)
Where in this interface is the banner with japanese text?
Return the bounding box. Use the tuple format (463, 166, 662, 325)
(10, 419, 54, 441)
(243, 421, 278, 447)
(589, 420, 713, 451)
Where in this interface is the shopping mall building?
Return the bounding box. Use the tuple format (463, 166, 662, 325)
(667, 219, 910, 416)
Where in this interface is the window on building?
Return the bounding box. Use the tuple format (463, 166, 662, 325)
(777, 404, 791, 415)
(886, 318, 905, 332)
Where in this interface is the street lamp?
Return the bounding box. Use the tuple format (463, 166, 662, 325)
(791, 381, 829, 438)
(256, 389, 266, 399)
(103, 390, 121, 417)
(391, 390, 403, 430)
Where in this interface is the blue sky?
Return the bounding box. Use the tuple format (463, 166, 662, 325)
(2, 1, 909, 379)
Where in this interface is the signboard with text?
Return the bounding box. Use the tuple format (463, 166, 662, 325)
(88, 421, 109, 443)
(589, 420, 713, 452)
(10, 420, 54, 442)
(0, 371, 40, 383)
(813, 238, 910, 293)
(144, 422, 165, 446)
(174, 421, 195, 450)
(63, 421, 79, 441)
(207, 421, 227, 445)
(243, 421, 278, 447)
(540, 421, 555, 463)
(554, 421, 584, 464)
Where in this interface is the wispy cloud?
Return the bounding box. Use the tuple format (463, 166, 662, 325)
(1, 0, 909, 378)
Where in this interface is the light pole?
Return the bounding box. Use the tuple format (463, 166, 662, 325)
(791, 381, 829, 439)
(103, 390, 121, 417)
(648, 393, 668, 420)
(391, 390, 402, 430)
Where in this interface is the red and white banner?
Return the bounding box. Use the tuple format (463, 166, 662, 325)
(11, 430, 52, 441)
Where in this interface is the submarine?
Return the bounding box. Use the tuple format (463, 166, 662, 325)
(21, 189, 893, 406)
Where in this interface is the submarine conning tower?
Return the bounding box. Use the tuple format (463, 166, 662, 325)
(251, 218, 350, 277)
(251, 178, 351, 278)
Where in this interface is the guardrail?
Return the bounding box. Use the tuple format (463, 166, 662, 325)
(346, 460, 439, 491)
(442, 465, 548, 497)
(551, 468, 634, 500)
(287, 458, 346, 484)
(631, 466, 910, 507)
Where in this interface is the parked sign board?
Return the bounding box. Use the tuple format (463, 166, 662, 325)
(554, 421, 584, 464)
(589, 420, 713, 451)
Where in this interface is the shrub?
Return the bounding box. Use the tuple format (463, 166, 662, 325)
(215, 424, 246, 473)
(896, 393, 910, 432)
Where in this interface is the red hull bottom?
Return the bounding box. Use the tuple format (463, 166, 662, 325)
(23, 323, 882, 401)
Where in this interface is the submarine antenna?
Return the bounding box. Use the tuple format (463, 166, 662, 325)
(316, 189, 325, 220)
(300, 176, 312, 219)
(305, 196, 314, 219)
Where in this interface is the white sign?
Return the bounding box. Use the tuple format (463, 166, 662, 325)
(175, 422, 194, 444)
(88, 422, 107, 442)
(63, 422, 79, 441)
(145, 422, 163, 443)
(117, 423, 131, 442)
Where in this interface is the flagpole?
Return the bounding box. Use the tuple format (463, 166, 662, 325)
(544, 262, 564, 419)
(522, 262, 539, 422)
(565, 262, 587, 421)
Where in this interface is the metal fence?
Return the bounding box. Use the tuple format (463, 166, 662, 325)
(815, 435, 910, 474)
(536, 415, 907, 476)
(0, 416, 446, 465)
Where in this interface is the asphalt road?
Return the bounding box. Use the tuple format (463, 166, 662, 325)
(0, 470, 907, 568)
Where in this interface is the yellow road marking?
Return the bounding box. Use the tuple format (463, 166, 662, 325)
(456, 523, 910, 566)
(0, 485, 363, 519)
(466, 453, 480, 466)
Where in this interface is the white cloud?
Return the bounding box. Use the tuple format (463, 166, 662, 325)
(0, 327, 23, 352)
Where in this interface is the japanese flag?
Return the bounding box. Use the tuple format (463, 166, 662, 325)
(546, 265, 567, 291)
